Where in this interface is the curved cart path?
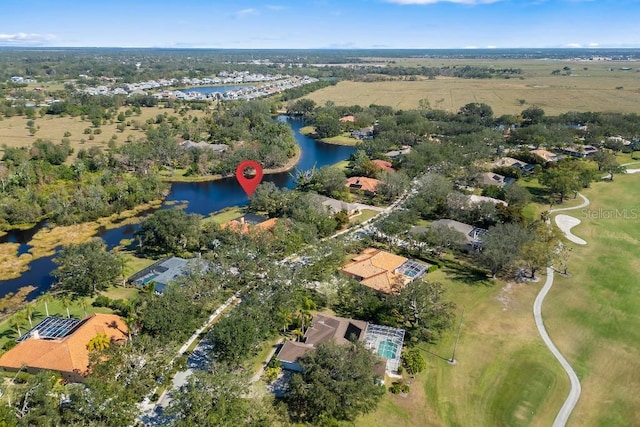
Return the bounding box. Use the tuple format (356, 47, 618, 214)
(534, 268, 582, 427)
(535, 193, 589, 426)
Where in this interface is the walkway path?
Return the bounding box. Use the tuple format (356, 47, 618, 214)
(534, 268, 582, 427)
(534, 194, 590, 426)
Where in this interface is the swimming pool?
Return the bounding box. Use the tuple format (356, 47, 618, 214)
(377, 339, 399, 359)
(138, 273, 159, 285)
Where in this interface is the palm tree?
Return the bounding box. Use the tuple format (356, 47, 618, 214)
(80, 297, 89, 317)
(86, 333, 111, 352)
(40, 293, 53, 317)
(9, 312, 26, 337)
(277, 308, 294, 334)
(296, 296, 317, 337)
(115, 253, 128, 287)
(23, 303, 34, 328)
(59, 295, 72, 319)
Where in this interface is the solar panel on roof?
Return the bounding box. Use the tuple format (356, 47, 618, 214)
(17, 316, 84, 342)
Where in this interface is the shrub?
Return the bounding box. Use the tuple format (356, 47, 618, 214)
(389, 381, 410, 394)
(402, 348, 427, 375)
(427, 265, 439, 274)
(92, 295, 111, 307)
(261, 366, 280, 383)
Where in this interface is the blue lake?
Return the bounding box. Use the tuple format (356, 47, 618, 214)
(0, 116, 355, 300)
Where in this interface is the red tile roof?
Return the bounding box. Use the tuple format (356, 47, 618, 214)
(341, 248, 409, 293)
(372, 159, 395, 173)
(0, 314, 128, 381)
(346, 176, 382, 194)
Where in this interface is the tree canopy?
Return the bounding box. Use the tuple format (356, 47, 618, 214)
(286, 341, 385, 423)
(52, 238, 122, 297)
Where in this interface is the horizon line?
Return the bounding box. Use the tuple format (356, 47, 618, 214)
(1, 46, 640, 50)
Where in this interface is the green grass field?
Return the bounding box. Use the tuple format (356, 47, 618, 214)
(305, 59, 640, 115)
(544, 174, 640, 426)
(358, 170, 640, 426)
(358, 261, 568, 426)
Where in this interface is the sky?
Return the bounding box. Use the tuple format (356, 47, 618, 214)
(1, 0, 639, 49)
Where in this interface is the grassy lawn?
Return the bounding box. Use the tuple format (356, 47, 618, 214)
(322, 133, 359, 146)
(0, 106, 206, 157)
(300, 125, 315, 135)
(119, 251, 156, 279)
(544, 174, 640, 426)
(358, 262, 568, 426)
(361, 173, 640, 426)
(331, 159, 350, 171)
(247, 337, 282, 377)
(350, 209, 380, 225)
(204, 206, 245, 226)
(305, 59, 640, 115)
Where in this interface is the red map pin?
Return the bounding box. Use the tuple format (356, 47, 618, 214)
(235, 160, 263, 197)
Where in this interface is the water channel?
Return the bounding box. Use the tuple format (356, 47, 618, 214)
(0, 115, 355, 300)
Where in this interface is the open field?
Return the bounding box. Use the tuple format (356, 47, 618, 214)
(0, 106, 206, 155)
(305, 60, 640, 115)
(358, 262, 568, 426)
(544, 174, 640, 426)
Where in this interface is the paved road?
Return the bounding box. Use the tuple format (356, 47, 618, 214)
(534, 195, 591, 427)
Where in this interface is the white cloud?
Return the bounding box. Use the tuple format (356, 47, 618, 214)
(486, 45, 497, 49)
(234, 8, 258, 17)
(565, 43, 582, 48)
(588, 42, 599, 47)
(0, 32, 56, 45)
(386, 0, 502, 5)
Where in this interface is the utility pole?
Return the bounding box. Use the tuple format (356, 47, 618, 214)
(449, 307, 465, 364)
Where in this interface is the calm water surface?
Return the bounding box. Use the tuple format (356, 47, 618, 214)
(0, 116, 355, 299)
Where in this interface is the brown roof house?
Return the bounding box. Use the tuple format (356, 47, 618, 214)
(341, 248, 428, 294)
(277, 313, 405, 377)
(0, 314, 128, 382)
(222, 213, 277, 235)
(277, 314, 368, 373)
(372, 159, 395, 173)
(346, 176, 382, 196)
(531, 149, 560, 163)
(480, 172, 515, 188)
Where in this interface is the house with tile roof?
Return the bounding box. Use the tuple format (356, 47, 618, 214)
(277, 313, 369, 373)
(340, 248, 428, 294)
(480, 172, 515, 188)
(0, 314, 128, 382)
(531, 149, 561, 163)
(341, 248, 408, 294)
(346, 176, 382, 196)
(276, 313, 405, 378)
(372, 159, 395, 173)
(222, 213, 277, 235)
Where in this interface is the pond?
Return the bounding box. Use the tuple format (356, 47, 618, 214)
(0, 116, 355, 300)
